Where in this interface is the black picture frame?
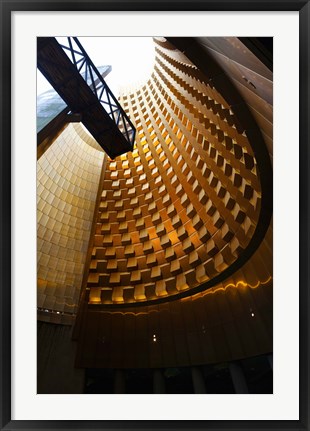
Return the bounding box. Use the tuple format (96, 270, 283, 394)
(1, 1, 309, 430)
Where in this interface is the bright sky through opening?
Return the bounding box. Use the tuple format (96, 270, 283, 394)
(37, 37, 155, 96)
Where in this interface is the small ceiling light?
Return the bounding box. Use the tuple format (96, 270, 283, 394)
(251, 312, 255, 317)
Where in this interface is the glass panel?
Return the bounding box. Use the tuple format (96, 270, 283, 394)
(37, 70, 67, 133)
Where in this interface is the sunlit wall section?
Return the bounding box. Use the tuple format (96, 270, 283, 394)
(37, 123, 104, 324)
(86, 38, 263, 305)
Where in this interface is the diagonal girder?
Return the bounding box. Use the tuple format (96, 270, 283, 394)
(37, 37, 136, 159)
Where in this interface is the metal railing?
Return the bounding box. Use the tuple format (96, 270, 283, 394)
(58, 37, 135, 148)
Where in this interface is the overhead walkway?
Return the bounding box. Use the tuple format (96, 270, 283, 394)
(37, 37, 136, 159)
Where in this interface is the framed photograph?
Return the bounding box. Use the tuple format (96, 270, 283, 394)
(1, 1, 309, 430)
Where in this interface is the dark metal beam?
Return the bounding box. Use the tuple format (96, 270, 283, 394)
(37, 37, 136, 159)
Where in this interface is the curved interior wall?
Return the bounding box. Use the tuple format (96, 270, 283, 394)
(86, 38, 266, 305)
(76, 223, 272, 368)
(37, 37, 273, 370)
(37, 123, 104, 324)
(165, 37, 273, 159)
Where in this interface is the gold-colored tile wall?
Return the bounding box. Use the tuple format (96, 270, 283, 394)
(76, 222, 273, 368)
(37, 124, 104, 322)
(86, 39, 263, 305)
